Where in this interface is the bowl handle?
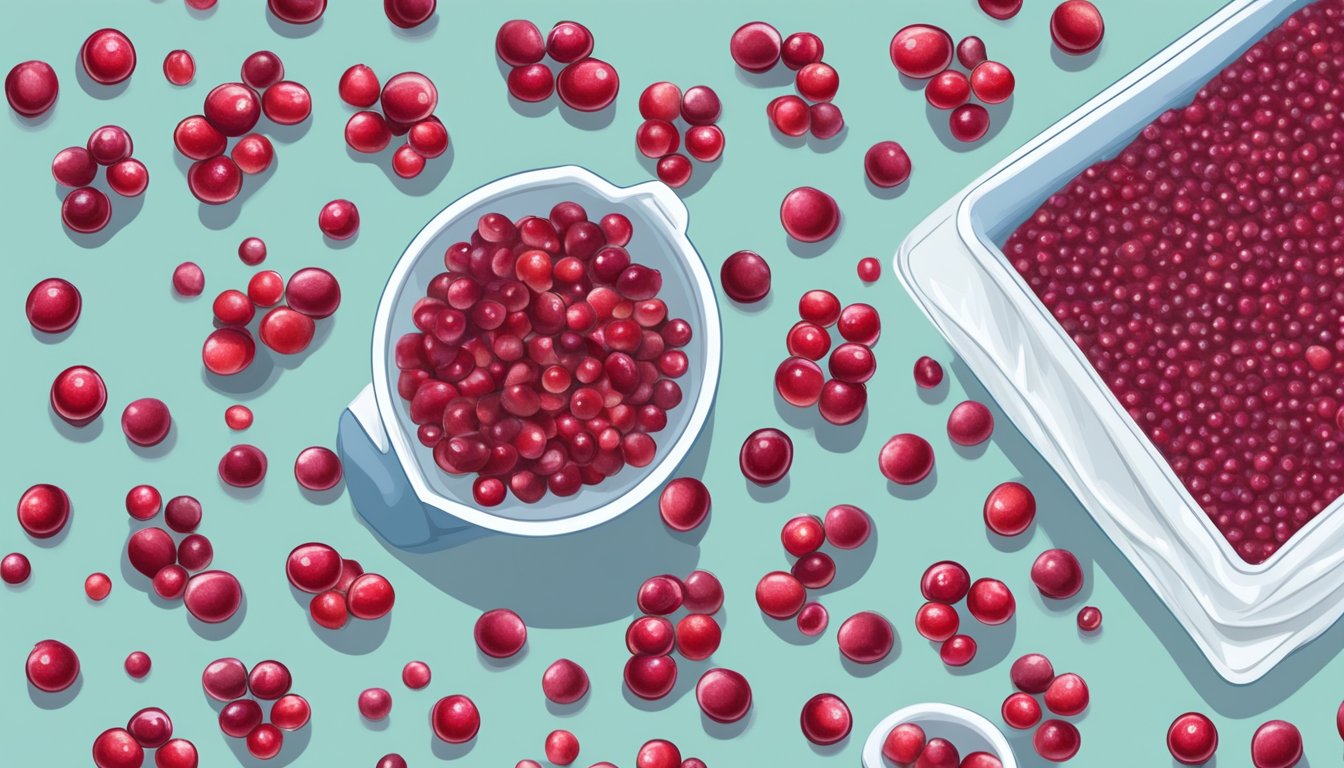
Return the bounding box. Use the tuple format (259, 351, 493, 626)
(626, 181, 689, 234)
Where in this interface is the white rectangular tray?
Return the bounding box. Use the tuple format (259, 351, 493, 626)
(897, 0, 1344, 684)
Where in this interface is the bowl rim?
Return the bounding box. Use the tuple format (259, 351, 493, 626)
(369, 165, 722, 536)
(860, 702, 1016, 768)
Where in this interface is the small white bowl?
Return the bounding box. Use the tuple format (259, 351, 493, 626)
(861, 703, 1017, 768)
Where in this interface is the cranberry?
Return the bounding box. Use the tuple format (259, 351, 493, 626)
(1034, 720, 1081, 762)
(879, 433, 934, 484)
(26, 639, 79, 691)
(1050, 1, 1105, 55)
(187, 156, 243, 205)
(310, 590, 348, 629)
(381, 71, 437, 124)
(163, 496, 201, 533)
(81, 29, 136, 85)
(174, 115, 227, 160)
(286, 543, 343, 593)
(557, 58, 619, 112)
(392, 145, 426, 179)
(890, 24, 953, 78)
(87, 125, 133, 165)
(781, 32, 824, 70)
(947, 400, 994, 445)
(268, 0, 327, 24)
(949, 104, 991, 142)
(718, 250, 771, 304)
(828, 343, 876, 384)
(201, 657, 248, 701)
(656, 154, 692, 188)
(26, 277, 81, 333)
(262, 80, 311, 125)
(347, 573, 395, 619)
(1076, 605, 1102, 631)
(402, 660, 432, 689)
(272, 693, 311, 730)
(285, 267, 341, 319)
(344, 111, 391, 153)
(247, 724, 284, 760)
(926, 70, 970, 110)
(385, 0, 436, 28)
(339, 64, 381, 106)
(219, 444, 267, 487)
(659, 477, 711, 531)
(203, 328, 256, 375)
(921, 560, 970, 603)
(979, 0, 1022, 19)
(695, 668, 751, 723)
(62, 187, 112, 233)
(768, 95, 811, 137)
(624, 654, 678, 699)
(776, 357, 825, 407)
(204, 83, 260, 137)
(50, 366, 107, 426)
(104, 158, 148, 197)
(626, 616, 675, 655)
(756, 571, 806, 619)
(971, 61, 1015, 104)
(178, 535, 213, 571)
(127, 707, 173, 749)
(155, 738, 197, 768)
(219, 698, 264, 737)
(1011, 653, 1055, 693)
(782, 515, 825, 556)
(52, 147, 97, 188)
(639, 82, 682, 121)
(318, 199, 360, 240)
(120, 398, 171, 447)
(378, 757, 408, 768)
(809, 103, 844, 140)
(983, 481, 1035, 536)
(294, 447, 343, 491)
(1251, 720, 1301, 768)
(545, 730, 580, 765)
(1044, 673, 1089, 717)
(837, 303, 880, 344)
(677, 613, 722, 660)
(823, 504, 871, 549)
(883, 723, 926, 764)
(92, 728, 144, 768)
(547, 21, 594, 63)
(636, 120, 680, 159)
(683, 570, 724, 613)
(241, 51, 284, 90)
(600, 213, 632, 245)
(740, 428, 793, 485)
(636, 739, 681, 768)
(787, 322, 831, 361)
(359, 687, 393, 720)
(541, 658, 588, 704)
(233, 237, 266, 267)
(794, 601, 828, 637)
(496, 20, 545, 66)
(966, 578, 1015, 625)
(731, 22, 782, 72)
(919, 738, 961, 768)
(637, 574, 684, 615)
(409, 117, 449, 157)
(681, 85, 722, 125)
(837, 611, 894, 663)
(149, 568, 184, 600)
(183, 570, 242, 623)
(173, 262, 205, 297)
(1031, 548, 1084, 599)
(1, 553, 31, 585)
(915, 601, 960, 642)
(942, 634, 980, 667)
(958, 36, 989, 69)
(124, 651, 150, 679)
(1168, 712, 1218, 765)
(475, 607, 527, 657)
(780, 186, 840, 243)
(800, 693, 851, 745)
(5, 60, 58, 117)
(125, 485, 161, 521)
(1003, 692, 1042, 730)
(857, 257, 880, 283)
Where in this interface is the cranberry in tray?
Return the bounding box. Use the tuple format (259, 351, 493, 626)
(1004, 0, 1344, 564)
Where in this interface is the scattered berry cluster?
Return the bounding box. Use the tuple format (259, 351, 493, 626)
(339, 65, 449, 179)
(729, 23, 845, 143)
(287, 543, 394, 629)
(124, 488, 244, 624)
(53, 125, 148, 233)
(776, 290, 880, 425)
(204, 657, 312, 761)
(495, 20, 620, 112)
(636, 82, 726, 189)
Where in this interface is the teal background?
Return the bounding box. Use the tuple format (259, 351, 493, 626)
(5, 1, 1340, 766)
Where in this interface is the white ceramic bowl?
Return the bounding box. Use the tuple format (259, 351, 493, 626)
(861, 703, 1016, 768)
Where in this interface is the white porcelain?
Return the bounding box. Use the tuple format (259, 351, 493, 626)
(860, 703, 1016, 768)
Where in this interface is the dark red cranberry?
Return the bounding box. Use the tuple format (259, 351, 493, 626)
(958, 36, 989, 68)
(800, 693, 851, 745)
(1051, 1, 1105, 55)
(720, 250, 771, 303)
(1030, 548, 1084, 599)
(921, 560, 970, 603)
(26, 639, 79, 692)
(1, 553, 31, 585)
(81, 29, 136, 85)
(949, 104, 990, 142)
(541, 658, 588, 704)
(781, 33, 824, 70)
(624, 654, 677, 700)
(547, 21, 594, 63)
(731, 22, 782, 72)
(740, 428, 793, 485)
(1076, 605, 1102, 631)
(26, 277, 81, 332)
(695, 668, 752, 723)
(979, 0, 1022, 19)
(556, 58, 619, 112)
(889, 24, 953, 78)
(50, 365, 107, 426)
(52, 148, 97, 187)
(187, 156, 243, 205)
(268, 0, 326, 24)
(241, 51, 284, 90)
(879, 433, 934, 484)
(121, 398, 171, 447)
(384, 0, 436, 28)
(92, 728, 143, 768)
(339, 64, 380, 107)
(947, 400, 993, 445)
(681, 85, 721, 125)
(6, 60, 58, 117)
(475, 608, 527, 657)
(496, 20, 545, 66)
(683, 570, 724, 614)
(1168, 712, 1218, 766)
(836, 611, 894, 663)
(124, 651, 150, 679)
(656, 154, 692, 188)
(1011, 653, 1056, 693)
(219, 444, 267, 487)
(984, 481, 1035, 536)
(780, 187, 839, 242)
(659, 477, 710, 531)
(865, 141, 912, 188)
(184, 570, 242, 623)
(756, 571, 805, 619)
(318, 199, 359, 239)
(62, 187, 112, 233)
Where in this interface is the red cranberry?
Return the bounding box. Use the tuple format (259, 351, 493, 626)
(246, 724, 283, 760)
(677, 613, 722, 660)
(768, 95, 811, 137)
(681, 85, 721, 125)
(409, 117, 449, 158)
(967, 578, 1015, 624)
(756, 571, 806, 619)
(636, 739, 681, 768)
(627, 616, 675, 655)
(624, 654, 678, 699)
(262, 80, 311, 125)
(656, 154, 692, 188)
(105, 158, 149, 197)
(1003, 691, 1042, 730)
(1051, 1, 1105, 55)
(248, 272, 283, 307)
(797, 602, 829, 636)
(178, 534, 213, 571)
(731, 22, 782, 72)
(51, 365, 107, 426)
(926, 70, 970, 110)
(683, 570, 724, 614)
(879, 433, 934, 484)
(949, 104, 990, 142)
(787, 322, 831, 360)
(922, 560, 971, 603)
(204, 83, 260, 137)
(800, 693, 851, 745)
(318, 199, 360, 240)
(285, 267, 341, 318)
(781, 32, 824, 70)
(1044, 672, 1088, 716)
(222, 405, 252, 431)
(776, 357, 824, 407)
(823, 504, 871, 549)
(915, 601, 960, 642)
(740, 428, 793, 485)
(121, 398, 171, 447)
(1031, 548, 1084, 599)
(62, 187, 112, 233)
(202, 657, 248, 701)
(809, 102, 844, 140)
(637, 574, 685, 615)
(392, 145, 426, 179)
(979, 0, 1023, 19)
(1076, 605, 1102, 631)
(271, 693, 311, 730)
(155, 738, 197, 768)
(17, 484, 71, 539)
(381, 71, 437, 123)
(947, 400, 993, 445)
(87, 125, 133, 165)
(782, 515, 826, 556)
(836, 303, 879, 345)
(347, 573, 395, 619)
(1168, 712, 1218, 765)
(475, 608, 527, 657)
(1011, 653, 1055, 693)
(163, 496, 201, 533)
(309, 590, 348, 629)
(496, 20, 544, 66)
(124, 651, 150, 679)
(890, 24, 953, 78)
(780, 186, 840, 242)
(127, 528, 174, 579)
(219, 444, 267, 487)
(541, 658, 588, 704)
(547, 21, 594, 63)
(919, 738, 961, 768)
(5, 60, 58, 116)
(695, 668, 751, 723)
(883, 723, 926, 764)
(127, 707, 173, 749)
(234, 237, 266, 266)
(202, 328, 256, 375)
(557, 58, 619, 112)
(219, 698, 263, 737)
(941, 634, 978, 667)
(52, 147, 97, 187)
(187, 156, 243, 205)
(720, 250, 771, 303)
(971, 61, 1015, 104)
(241, 51, 284, 90)
(339, 64, 381, 107)
(857, 257, 880, 283)
(828, 343, 876, 384)
(174, 115, 227, 160)
(26, 639, 79, 692)
(125, 485, 161, 521)
(286, 543, 342, 593)
(837, 611, 894, 663)
(173, 262, 205, 297)
(431, 695, 480, 743)
(184, 570, 242, 623)
(636, 120, 679, 159)
(639, 81, 682, 121)
(1034, 720, 1081, 762)
(797, 288, 840, 326)
(268, 0, 326, 24)
(1, 553, 31, 585)
(295, 447, 343, 491)
(1251, 721, 1301, 768)
(92, 728, 144, 768)
(659, 477, 711, 531)
(81, 29, 136, 85)
(26, 277, 81, 333)
(385, 0, 436, 28)
(912, 357, 943, 389)
(378, 757, 408, 768)
(545, 730, 580, 765)
(359, 687, 393, 720)
(397, 660, 431, 690)
(958, 36, 989, 69)
(861, 140, 912, 188)
(984, 481, 1035, 536)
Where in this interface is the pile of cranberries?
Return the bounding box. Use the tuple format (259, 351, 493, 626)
(636, 82, 726, 189)
(396, 203, 692, 506)
(91, 708, 197, 768)
(999, 653, 1089, 762)
(173, 50, 312, 205)
(728, 22, 844, 143)
(124, 487, 244, 625)
(287, 542, 393, 630)
(203, 657, 312, 761)
(767, 504, 874, 639)
(495, 20, 619, 113)
(339, 64, 448, 180)
(914, 559, 1015, 668)
(881, 720, 1004, 767)
(775, 290, 880, 426)
(891, 24, 1014, 144)
(52, 124, 148, 233)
